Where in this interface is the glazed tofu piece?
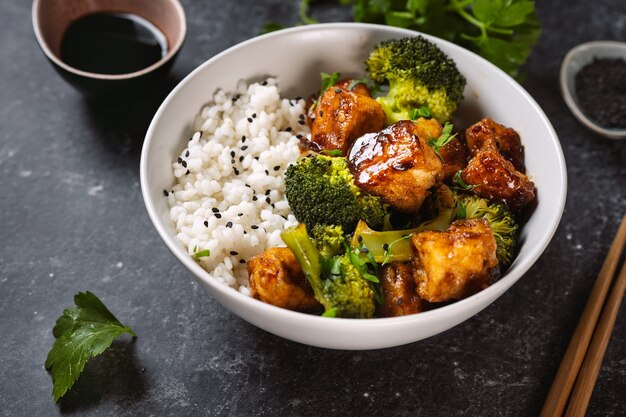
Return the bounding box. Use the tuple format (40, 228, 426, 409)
(412, 219, 499, 303)
(377, 262, 424, 317)
(304, 79, 373, 127)
(248, 247, 321, 312)
(308, 82, 386, 154)
(460, 150, 535, 212)
(348, 119, 443, 213)
(465, 118, 526, 172)
(438, 136, 468, 181)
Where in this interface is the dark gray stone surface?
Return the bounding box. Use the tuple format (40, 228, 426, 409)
(1, 1, 625, 416)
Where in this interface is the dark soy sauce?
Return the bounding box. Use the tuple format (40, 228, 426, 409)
(61, 12, 167, 75)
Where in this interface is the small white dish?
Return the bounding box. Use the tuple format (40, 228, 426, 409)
(560, 40, 626, 140)
(140, 23, 567, 350)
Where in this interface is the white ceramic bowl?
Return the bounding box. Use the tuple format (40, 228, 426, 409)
(560, 40, 626, 140)
(140, 23, 567, 350)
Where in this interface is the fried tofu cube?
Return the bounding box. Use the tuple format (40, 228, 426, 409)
(465, 118, 526, 172)
(377, 262, 424, 317)
(348, 119, 443, 213)
(461, 150, 535, 212)
(248, 247, 321, 312)
(411, 219, 499, 303)
(308, 83, 386, 154)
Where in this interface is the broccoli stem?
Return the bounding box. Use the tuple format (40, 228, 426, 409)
(281, 224, 323, 293)
(351, 207, 457, 263)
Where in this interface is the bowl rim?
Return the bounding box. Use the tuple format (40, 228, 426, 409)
(31, 0, 187, 80)
(140, 22, 567, 330)
(559, 40, 626, 140)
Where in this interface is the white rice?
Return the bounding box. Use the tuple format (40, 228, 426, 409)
(167, 79, 308, 295)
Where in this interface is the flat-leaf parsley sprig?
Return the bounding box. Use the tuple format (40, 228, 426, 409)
(45, 291, 136, 402)
(266, 0, 540, 78)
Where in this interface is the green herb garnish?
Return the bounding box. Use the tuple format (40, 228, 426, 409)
(428, 122, 457, 157)
(320, 71, 342, 93)
(451, 169, 479, 191)
(381, 234, 412, 265)
(320, 149, 343, 157)
(45, 292, 135, 402)
(409, 106, 432, 120)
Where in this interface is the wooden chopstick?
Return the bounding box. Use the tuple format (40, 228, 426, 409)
(539, 213, 626, 417)
(564, 259, 626, 417)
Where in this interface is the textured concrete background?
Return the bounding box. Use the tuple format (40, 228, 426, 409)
(1, 1, 625, 416)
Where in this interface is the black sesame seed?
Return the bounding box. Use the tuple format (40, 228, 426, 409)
(361, 247, 369, 253)
(252, 113, 257, 118)
(231, 159, 235, 164)
(215, 213, 222, 219)
(334, 88, 342, 93)
(181, 160, 187, 168)
(254, 156, 260, 161)
(298, 120, 305, 125)
(285, 127, 292, 132)
(238, 213, 244, 217)
(265, 170, 269, 175)
(253, 196, 258, 201)
(239, 259, 246, 264)
(265, 190, 270, 195)
(357, 235, 363, 243)
(239, 156, 244, 162)
(226, 222, 233, 228)
(245, 183, 251, 188)
(247, 117, 253, 123)
(281, 215, 287, 220)
(185, 150, 190, 157)
(271, 203, 275, 209)
(251, 225, 259, 229)
(266, 197, 271, 204)
(296, 134, 303, 139)
(241, 135, 246, 142)
(204, 220, 209, 227)
(261, 80, 268, 86)
(163, 190, 169, 197)
(319, 111, 323, 117)
(295, 96, 302, 100)
(273, 165, 280, 171)
(230, 151, 235, 158)
(382, 243, 389, 251)
(212, 208, 219, 213)
(233, 168, 240, 175)
(230, 250, 238, 255)
(185, 170, 190, 175)
(299, 114, 305, 120)
(177, 157, 183, 164)
(243, 231, 247, 235)
(241, 146, 248, 151)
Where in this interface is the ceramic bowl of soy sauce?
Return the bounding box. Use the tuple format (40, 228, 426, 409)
(32, 0, 186, 98)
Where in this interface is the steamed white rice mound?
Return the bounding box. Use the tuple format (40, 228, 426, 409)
(167, 79, 308, 294)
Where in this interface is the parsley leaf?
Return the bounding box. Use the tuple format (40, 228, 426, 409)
(320, 149, 343, 157)
(451, 169, 478, 191)
(278, 0, 540, 78)
(409, 106, 432, 120)
(45, 292, 135, 402)
(320, 71, 341, 93)
(428, 122, 457, 157)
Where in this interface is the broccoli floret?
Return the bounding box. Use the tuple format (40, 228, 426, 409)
(456, 193, 519, 268)
(311, 224, 345, 259)
(366, 36, 466, 124)
(284, 155, 387, 233)
(281, 224, 375, 318)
